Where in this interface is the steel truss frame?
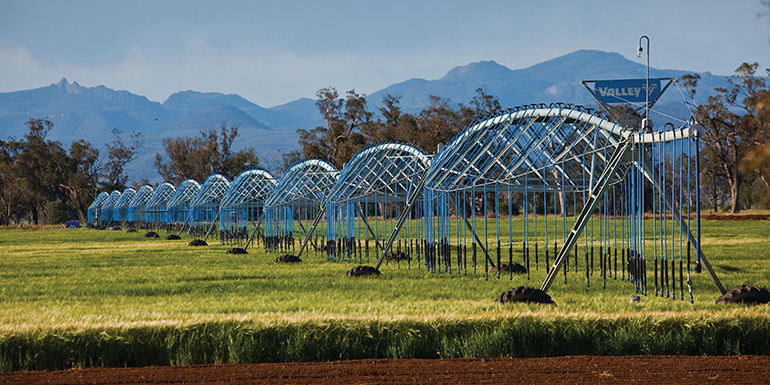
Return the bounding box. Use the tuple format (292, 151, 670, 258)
(127, 185, 154, 225)
(87, 191, 109, 226)
(145, 182, 176, 228)
(100, 190, 122, 225)
(301, 142, 431, 264)
(219, 168, 277, 248)
(113, 187, 137, 225)
(264, 159, 339, 255)
(382, 104, 721, 297)
(166, 179, 201, 228)
(189, 174, 231, 240)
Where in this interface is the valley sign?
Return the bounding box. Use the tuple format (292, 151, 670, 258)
(593, 78, 661, 104)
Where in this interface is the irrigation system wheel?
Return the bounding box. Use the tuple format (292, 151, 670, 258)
(496, 286, 555, 305)
(274, 254, 302, 263)
(346, 265, 381, 277)
(716, 285, 770, 304)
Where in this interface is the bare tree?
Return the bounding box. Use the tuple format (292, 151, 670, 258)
(101, 128, 144, 192)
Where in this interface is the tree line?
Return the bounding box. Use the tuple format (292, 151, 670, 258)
(282, 87, 503, 170)
(682, 62, 770, 213)
(2, 63, 768, 226)
(0, 119, 261, 226)
(0, 120, 142, 225)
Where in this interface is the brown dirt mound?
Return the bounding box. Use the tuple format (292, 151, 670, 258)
(274, 254, 301, 263)
(490, 261, 527, 274)
(226, 247, 248, 254)
(165, 234, 181, 240)
(126, 228, 137, 233)
(188, 239, 208, 246)
(143, 231, 159, 238)
(496, 286, 555, 305)
(716, 285, 770, 304)
(346, 265, 381, 277)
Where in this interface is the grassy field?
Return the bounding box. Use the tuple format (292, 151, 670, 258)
(0, 217, 769, 370)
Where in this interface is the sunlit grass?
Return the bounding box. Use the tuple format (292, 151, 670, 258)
(0, 219, 768, 329)
(0, 219, 768, 370)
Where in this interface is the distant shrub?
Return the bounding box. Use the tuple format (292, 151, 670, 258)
(42, 200, 74, 224)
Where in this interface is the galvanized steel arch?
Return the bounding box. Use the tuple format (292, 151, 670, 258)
(190, 173, 231, 222)
(219, 168, 278, 245)
(327, 141, 431, 204)
(127, 185, 154, 223)
(190, 174, 231, 207)
(220, 168, 277, 210)
(113, 187, 137, 223)
(145, 182, 176, 224)
(265, 158, 339, 208)
(320, 141, 432, 261)
(100, 190, 121, 223)
(425, 104, 625, 194)
(87, 191, 109, 225)
(263, 159, 339, 252)
(166, 179, 201, 225)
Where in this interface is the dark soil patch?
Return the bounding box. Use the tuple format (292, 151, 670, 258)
(226, 247, 248, 254)
(126, 229, 137, 233)
(188, 239, 208, 246)
(702, 214, 770, 221)
(274, 254, 301, 263)
(5, 356, 770, 384)
(490, 261, 527, 274)
(346, 265, 381, 277)
(716, 285, 770, 304)
(165, 234, 181, 240)
(496, 286, 555, 305)
(143, 231, 159, 238)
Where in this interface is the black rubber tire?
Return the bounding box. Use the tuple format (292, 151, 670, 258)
(188, 239, 208, 246)
(274, 254, 301, 263)
(165, 234, 181, 240)
(495, 286, 556, 305)
(716, 285, 770, 304)
(490, 262, 527, 275)
(385, 252, 411, 261)
(346, 265, 381, 277)
(143, 231, 159, 238)
(226, 247, 248, 254)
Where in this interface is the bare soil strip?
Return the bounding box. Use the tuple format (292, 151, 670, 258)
(2, 356, 769, 384)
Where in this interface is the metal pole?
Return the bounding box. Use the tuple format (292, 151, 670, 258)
(542, 141, 632, 293)
(638, 35, 650, 127)
(295, 207, 325, 257)
(243, 211, 264, 250)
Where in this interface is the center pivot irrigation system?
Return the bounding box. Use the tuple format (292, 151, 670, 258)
(276, 103, 717, 301)
(87, 77, 764, 303)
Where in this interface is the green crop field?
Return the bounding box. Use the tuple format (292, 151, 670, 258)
(0, 217, 769, 371)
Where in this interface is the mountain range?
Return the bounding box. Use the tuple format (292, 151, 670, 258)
(0, 49, 733, 183)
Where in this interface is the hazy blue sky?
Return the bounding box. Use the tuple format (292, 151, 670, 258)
(1, 0, 769, 107)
